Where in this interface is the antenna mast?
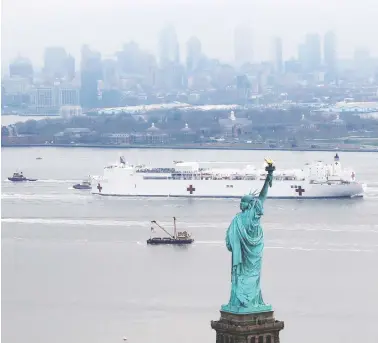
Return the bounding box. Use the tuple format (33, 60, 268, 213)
(173, 217, 177, 239)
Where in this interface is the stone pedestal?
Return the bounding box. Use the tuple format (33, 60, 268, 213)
(211, 311, 284, 343)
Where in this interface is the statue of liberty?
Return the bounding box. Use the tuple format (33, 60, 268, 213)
(221, 159, 275, 314)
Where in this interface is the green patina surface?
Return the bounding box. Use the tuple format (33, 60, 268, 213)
(221, 163, 275, 314)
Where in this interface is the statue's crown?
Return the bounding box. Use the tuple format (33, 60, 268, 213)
(241, 194, 256, 203)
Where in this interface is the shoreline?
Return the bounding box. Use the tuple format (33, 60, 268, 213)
(1, 143, 378, 153)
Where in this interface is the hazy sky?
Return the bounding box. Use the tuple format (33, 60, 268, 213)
(2, 0, 377, 68)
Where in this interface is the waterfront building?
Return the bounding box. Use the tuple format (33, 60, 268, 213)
(59, 105, 83, 118)
(100, 133, 132, 145)
(30, 83, 80, 114)
(53, 128, 96, 144)
(219, 110, 252, 138)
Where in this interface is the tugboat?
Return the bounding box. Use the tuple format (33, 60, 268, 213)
(147, 217, 194, 245)
(8, 172, 37, 182)
(73, 179, 92, 190)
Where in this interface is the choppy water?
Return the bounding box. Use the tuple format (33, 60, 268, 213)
(2, 148, 378, 343)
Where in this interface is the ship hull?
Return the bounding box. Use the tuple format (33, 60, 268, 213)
(73, 184, 91, 190)
(147, 238, 194, 245)
(91, 177, 365, 199)
(8, 177, 37, 182)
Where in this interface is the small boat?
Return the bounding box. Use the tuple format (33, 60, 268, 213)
(73, 180, 92, 190)
(147, 217, 194, 245)
(8, 172, 37, 182)
(36, 157, 42, 160)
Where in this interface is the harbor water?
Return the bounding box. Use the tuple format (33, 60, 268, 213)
(2, 147, 378, 343)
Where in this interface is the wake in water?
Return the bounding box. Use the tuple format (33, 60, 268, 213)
(364, 185, 378, 198)
(366, 182, 378, 188)
(3, 236, 376, 253)
(2, 217, 378, 233)
(3, 179, 81, 183)
(1, 193, 92, 201)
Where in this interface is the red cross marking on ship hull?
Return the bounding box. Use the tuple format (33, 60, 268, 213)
(295, 186, 305, 196)
(187, 185, 196, 194)
(97, 183, 102, 193)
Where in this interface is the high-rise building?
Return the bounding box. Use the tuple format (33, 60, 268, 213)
(272, 37, 283, 73)
(44, 47, 67, 78)
(116, 41, 157, 86)
(9, 57, 34, 80)
(44, 47, 75, 80)
(354, 47, 370, 63)
(323, 31, 337, 72)
(298, 42, 306, 70)
(158, 24, 180, 67)
(234, 25, 253, 67)
(300, 33, 321, 72)
(117, 42, 141, 75)
(1, 85, 5, 109)
(353, 47, 372, 77)
(102, 59, 118, 90)
(186, 36, 202, 72)
(65, 54, 76, 81)
(80, 45, 102, 108)
(285, 59, 302, 74)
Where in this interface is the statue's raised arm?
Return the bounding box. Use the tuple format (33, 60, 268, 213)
(259, 158, 275, 203)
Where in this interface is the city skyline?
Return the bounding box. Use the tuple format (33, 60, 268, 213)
(2, 0, 378, 68)
(2, 29, 374, 74)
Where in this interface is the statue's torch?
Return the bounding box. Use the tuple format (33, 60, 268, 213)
(264, 158, 275, 187)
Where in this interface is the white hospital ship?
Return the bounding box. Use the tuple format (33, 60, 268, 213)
(91, 154, 365, 199)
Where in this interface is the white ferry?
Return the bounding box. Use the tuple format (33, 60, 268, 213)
(91, 154, 365, 199)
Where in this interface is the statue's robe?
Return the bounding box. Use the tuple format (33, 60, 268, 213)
(224, 198, 268, 310)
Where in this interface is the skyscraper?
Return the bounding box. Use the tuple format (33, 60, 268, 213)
(44, 47, 75, 80)
(353, 47, 371, 74)
(301, 33, 321, 72)
(272, 37, 283, 73)
(80, 45, 102, 108)
(298, 43, 306, 68)
(9, 57, 34, 80)
(158, 24, 180, 67)
(354, 47, 370, 62)
(323, 31, 337, 72)
(102, 59, 118, 89)
(65, 54, 76, 81)
(186, 36, 202, 72)
(234, 25, 253, 67)
(44, 47, 68, 79)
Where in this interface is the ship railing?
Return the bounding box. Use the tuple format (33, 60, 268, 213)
(309, 178, 329, 184)
(273, 176, 299, 181)
(136, 168, 175, 173)
(143, 176, 172, 180)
